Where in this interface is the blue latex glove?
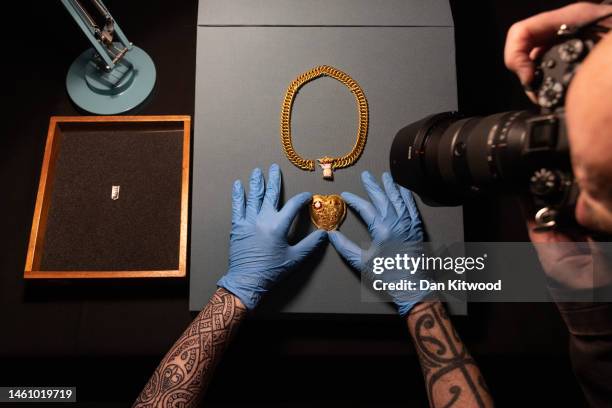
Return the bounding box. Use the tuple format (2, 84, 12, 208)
(328, 171, 427, 316)
(217, 164, 327, 310)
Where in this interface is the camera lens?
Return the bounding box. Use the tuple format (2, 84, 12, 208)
(390, 110, 535, 206)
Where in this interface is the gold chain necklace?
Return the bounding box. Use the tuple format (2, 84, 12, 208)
(280, 65, 368, 179)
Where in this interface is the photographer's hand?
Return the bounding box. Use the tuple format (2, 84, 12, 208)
(504, 2, 612, 98)
(525, 210, 612, 408)
(526, 220, 612, 290)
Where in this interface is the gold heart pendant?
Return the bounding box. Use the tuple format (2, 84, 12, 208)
(310, 194, 347, 231)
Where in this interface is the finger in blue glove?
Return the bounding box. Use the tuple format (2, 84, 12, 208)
(218, 164, 328, 310)
(329, 171, 427, 316)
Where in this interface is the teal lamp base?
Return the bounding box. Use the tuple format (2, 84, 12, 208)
(66, 45, 156, 115)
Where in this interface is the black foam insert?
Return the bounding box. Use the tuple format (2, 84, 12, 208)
(39, 122, 184, 271)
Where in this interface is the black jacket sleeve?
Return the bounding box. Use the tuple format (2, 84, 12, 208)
(555, 301, 612, 407)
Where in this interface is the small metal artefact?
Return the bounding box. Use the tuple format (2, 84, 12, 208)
(111, 185, 120, 200)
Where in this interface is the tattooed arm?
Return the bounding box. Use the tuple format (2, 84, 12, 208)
(407, 302, 494, 408)
(133, 288, 246, 407)
(326, 175, 492, 406)
(134, 166, 326, 407)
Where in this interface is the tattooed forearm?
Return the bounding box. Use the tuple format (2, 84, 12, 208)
(134, 288, 247, 408)
(406, 302, 494, 408)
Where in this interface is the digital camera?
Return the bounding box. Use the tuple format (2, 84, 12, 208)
(390, 22, 607, 228)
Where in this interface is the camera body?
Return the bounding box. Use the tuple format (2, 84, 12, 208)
(391, 25, 601, 228)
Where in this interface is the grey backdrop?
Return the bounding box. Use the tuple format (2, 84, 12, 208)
(190, 0, 463, 313)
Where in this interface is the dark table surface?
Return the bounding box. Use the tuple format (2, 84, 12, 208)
(1, 0, 589, 406)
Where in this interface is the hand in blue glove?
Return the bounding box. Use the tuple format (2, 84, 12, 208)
(328, 171, 427, 316)
(217, 164, 328, 310)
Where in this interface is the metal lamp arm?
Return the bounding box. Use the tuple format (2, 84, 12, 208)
(61, 0, 132, 71)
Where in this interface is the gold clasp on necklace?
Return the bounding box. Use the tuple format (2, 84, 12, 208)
(318, 157, 335, 180)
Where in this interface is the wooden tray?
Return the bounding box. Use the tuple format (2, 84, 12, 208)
(25, 116, 190, 279)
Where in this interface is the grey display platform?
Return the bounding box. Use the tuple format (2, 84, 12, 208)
(190, 0, 463, 313)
